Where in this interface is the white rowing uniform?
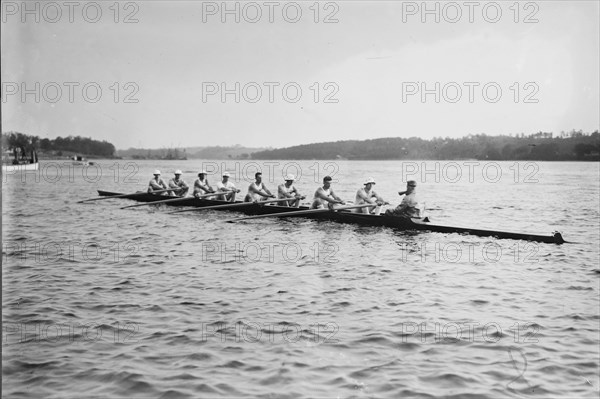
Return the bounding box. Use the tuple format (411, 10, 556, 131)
(311, 187, 331, 209)
(278, 183, 299, 206)
(246, 182, 270, 202)
(216, 180, 237, 200)
(194, 178, 212, 196)
(354, 187, 379, 214)
(278, 183, 298, 198)
(168, 177, 189, 196)
(148, 177, 168, 194)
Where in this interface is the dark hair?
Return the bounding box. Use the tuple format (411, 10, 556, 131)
(255, 172, 262, 178)
(323, 176, 332, 182)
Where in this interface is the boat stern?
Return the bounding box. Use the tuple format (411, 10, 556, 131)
(553, 231, 566, 244)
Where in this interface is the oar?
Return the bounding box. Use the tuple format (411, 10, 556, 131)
(225, 203, 374, 223)
(120, 192, 215, 209)
(78, 189, 173, 203)
(168, 198, 291, 214)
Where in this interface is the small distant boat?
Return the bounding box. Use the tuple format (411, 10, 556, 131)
(70, 155, 89, 166)
(2, 150, 39, 173)
(70, 155, 94, 166)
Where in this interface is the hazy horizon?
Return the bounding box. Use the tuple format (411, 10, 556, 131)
(16, 129, 596, 152)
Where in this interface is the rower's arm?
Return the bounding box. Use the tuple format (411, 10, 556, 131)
(263, 186, 274, 197)
(373, 190, 387, 204)
(278, 185, 293, 198)
(149, 180, 164, 190)
(223, 184, 240, 193)
(315, 188, 331, 202)
(359, 190, 377, 204)
(254, 183, 273, 197)
(329, 189, 345, 204)
(356, 190, 370, 202)
(249, 183, 268, 197)
(197, 181, 213, 193)
(148, 180, 159, 192)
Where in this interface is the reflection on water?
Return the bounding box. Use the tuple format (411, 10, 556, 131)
(2, 160, 599, 398)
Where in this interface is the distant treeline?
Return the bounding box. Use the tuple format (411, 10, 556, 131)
(2, 132, 116, 157)
(116, 147, 187, 160)
(251, 130, 600, 161)
(117, 145, 268, 160)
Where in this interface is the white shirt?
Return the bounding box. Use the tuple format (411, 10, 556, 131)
(247, 182, 270, 201)
(311, 187, 332, 208)
(216, 181, 236, 191)
(194, 178, 212, 194)
(354, 187, 378, 205)
(278, 183, 298, 199)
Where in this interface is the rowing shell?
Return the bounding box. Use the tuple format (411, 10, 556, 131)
(96, 190, 565, 244)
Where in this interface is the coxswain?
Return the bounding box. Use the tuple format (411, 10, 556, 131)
(277, 174, 305, 207)
(148, 170, 168, 194)
(310, 176, 345, 209)
(354, 177, 389, 214)
(193, 170, 215, 198)
(244, 172, 275, 202)
(168, 170, 189, 197)
(215, 171, 240, 202)
(385, 180, 421, 217)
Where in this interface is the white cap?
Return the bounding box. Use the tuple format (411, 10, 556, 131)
(284, 174, 295, 181)
(222, 171, 231, 177)
(364, 177, 376, 185)
(153, 170, 161, 175)
(198, 170, 207, 175)
(174, 170, 182, 175)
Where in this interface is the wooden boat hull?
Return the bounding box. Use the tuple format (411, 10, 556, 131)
(97, 190, 565, 244)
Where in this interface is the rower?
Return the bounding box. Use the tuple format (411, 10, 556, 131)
(148, 170, 168, 194)
(277, 174, 305, 207)
(385, 180, 421, 217)
(244, 172, 275, 202)
(193, 170, 215, 198)
(354, 177, 389, 214)
(215, 171, 240, 202)
(310, 176, 345, 209)
(168, 170, 189, 197)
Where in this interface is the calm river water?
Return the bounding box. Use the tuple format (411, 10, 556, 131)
(2, 160, 599, 398)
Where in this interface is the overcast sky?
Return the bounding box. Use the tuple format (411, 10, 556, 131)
(2, 1, 599, 150)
